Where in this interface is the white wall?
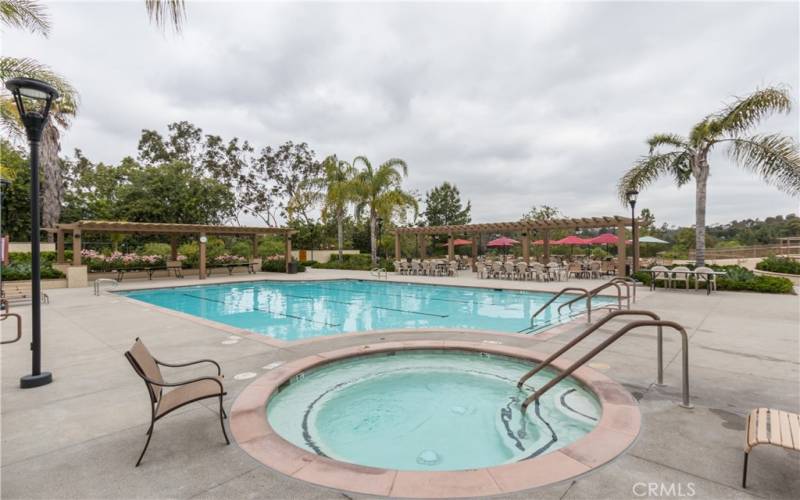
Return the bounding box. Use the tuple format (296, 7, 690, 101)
(9, 242, 56, 253)
(292, 249, 359, 263)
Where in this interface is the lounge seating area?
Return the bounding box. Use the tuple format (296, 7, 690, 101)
(394, 256, 619, 282)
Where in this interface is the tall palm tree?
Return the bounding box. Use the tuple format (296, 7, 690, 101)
(302, 155, 357, 261)
(618, 87, 800, 265)
(144, 0, 186, 32)
(352, 156, 417, 265)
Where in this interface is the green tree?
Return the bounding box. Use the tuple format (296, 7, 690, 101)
(521, 205, 562, 221)
(302, 154, 357, 261)
(254, 141, 320, 224)
(0, 140, 32, 239)
(618, 87, 800, 264)
(351, 156, 417, 264)
(423, 182, 471, 227)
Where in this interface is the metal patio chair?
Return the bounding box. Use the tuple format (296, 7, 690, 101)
(124, 338, 229, 466)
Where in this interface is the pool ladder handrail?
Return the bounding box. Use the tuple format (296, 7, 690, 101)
(518, 287, 592, 333)
(371, 268, 387, 280)
(557, 280, 632, 316)
(1, 311, 23, 344)
(93, 278, 118, 296)
(518, 309, 691, 412)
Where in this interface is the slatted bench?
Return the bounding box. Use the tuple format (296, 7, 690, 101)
(743, 408, 800, 488)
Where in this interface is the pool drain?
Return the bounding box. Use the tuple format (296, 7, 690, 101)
(416, 449, 441, 466)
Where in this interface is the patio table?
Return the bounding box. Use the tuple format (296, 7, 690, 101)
(641, 269, 727, 295)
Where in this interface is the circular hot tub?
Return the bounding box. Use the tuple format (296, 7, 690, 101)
(231, 340, 640, 498)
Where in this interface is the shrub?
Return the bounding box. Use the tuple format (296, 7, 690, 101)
(314, 254, 395, 271)
(229, 240, 253, 258)
(261, 256, 306, 273)
(3, 254, 65, 281)
(300, 260, 318, 267)
(756, 256, 800, 275)
(141, 243, 172, 257)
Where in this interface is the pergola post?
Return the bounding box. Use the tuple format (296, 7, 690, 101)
(415, 234, 420, 259)
(170, 236, 178, 261)
(199, 233, 207, 279)
(56, 230, 65, 264)
(543, 230, 550, 264)
(522, 231, 530, 263)
(285, 232, 292, 273)
(72, 231, 81, 266)
(420, 236, 427, 259)
(251, 234, 259, 258)
(471, 236, 478, 271)
(394, 232, 401, 261)
(616, 223, 626, 277)
(447, 233, 454, 261)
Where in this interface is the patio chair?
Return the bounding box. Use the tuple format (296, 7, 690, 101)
(742, 408, 800, 488)
(649, 265, 671, 290)
(694, 266, 717, 292)
(670, 266, 692, 290)
(448, 261, 458, 277)
(411, 261, 421, 276)
(531, 262, 546, 281)
(475, 262, 486, 279)
(516, 262, 530, 281)
(124, 338, 229, 466)
(503, 262, 516, 280)
(567, 262, 583, 280)
(589, 261, 602, 279)
(490, 261, 504, 279)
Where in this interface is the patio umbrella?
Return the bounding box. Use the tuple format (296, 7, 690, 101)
(552, 235, 591, 245)
(438, 238, 473, 247)
(588, 233, 619, 245)
(625, 236, 670, 244)
(487, 236, 519, 261)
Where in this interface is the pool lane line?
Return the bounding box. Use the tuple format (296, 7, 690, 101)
(371, 306, 449, 318)
(314, 283, 476, 305)
(283, 293, 354, 306)
(181, 293, 341, 328)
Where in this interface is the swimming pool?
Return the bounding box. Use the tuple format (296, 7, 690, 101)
(119, 279, 610, 341)
(267, 350, 600, 471)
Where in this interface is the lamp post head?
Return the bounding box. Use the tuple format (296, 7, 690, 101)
(625, 189, 639, 207)
(4, 77, 59, 143)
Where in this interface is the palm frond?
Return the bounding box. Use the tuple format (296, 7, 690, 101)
(617, 151, 690, 204)
(647, 133, 687, 153)
(0, 0, 50, 36)
(713, 86, 792, 137)
(724, 134, 800, 196)
(0, 57, 79, 130)
(1, 97, 24, 141)
(145, 0, 185, 33)
(378, 157, 408, 177)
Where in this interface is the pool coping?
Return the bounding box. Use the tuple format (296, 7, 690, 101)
(110, 277, 608, 347)
(229, 339, 641, 498)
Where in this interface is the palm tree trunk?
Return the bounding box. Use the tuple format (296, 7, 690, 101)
(336, 210, 344, 262)
(369, 211, 378, 265)
(40, 123, 62, 242)
(694, 164, 709, 266)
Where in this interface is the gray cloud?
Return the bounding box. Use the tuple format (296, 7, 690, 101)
(3, 1, 798, 226)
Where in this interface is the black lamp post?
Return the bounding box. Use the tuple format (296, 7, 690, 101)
(5, 77, 59, 389)
(376, 217, 384, 261)
(626, 189, 639, 274)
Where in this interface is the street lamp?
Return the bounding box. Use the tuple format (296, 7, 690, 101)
(626, 189, 639, 274)
(5, 77, 59, 389)
(376, 217, 384, 261)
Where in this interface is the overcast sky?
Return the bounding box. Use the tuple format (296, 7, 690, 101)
(4, 1, 799, 227)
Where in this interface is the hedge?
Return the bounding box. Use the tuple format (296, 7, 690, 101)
(314, 254, 395, 271)
(756, 256, 800, 275)
(634, 264, 794, 294)
(261, 259, 306, 273)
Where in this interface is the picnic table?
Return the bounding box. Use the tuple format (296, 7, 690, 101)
(641, 268, 727, 295)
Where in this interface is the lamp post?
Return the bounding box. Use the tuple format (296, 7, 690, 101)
(376, 217, 384, 261)
(626, 189, 639, 274)
(5, 77, 59, 389)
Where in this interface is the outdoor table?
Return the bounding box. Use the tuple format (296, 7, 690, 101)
(641, 269, 727, 295)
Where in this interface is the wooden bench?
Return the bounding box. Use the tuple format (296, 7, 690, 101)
(743, 408, 800, 488)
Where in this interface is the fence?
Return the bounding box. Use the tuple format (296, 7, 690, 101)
(689, 244, 800, 260)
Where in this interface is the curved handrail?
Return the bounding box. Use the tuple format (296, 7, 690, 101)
(609, 277, 640, 305)
(370, 268, 387, 280)
(517, 309, 662, 389)
(0, 312, 23, 344)
(93, 278, 119, 296)
(518, 287, 591, 333)
(521, 317, 691, 412)
(558, 281, 625, 315)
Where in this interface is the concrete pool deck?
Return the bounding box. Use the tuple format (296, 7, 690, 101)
(1, 268, 799, 499)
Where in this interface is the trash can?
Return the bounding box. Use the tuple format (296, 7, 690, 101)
(287, 261, 298, 274)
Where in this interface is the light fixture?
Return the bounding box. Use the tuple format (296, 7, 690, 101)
(5, 77, 59, 389)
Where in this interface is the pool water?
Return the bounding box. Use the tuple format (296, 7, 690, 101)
(267, 350, 601, 471)
(119, 279, 610, 341)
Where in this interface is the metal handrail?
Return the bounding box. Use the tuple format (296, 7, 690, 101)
(370, 268, 387, 280)
(94, 278, 119, 296)
(518, 287, 591, 333)
(520, 314, 691, 412)
(518, 309, 662, 388)
(609, 277, 640, 305)
(558, 281, 623, 315)
(1, 312, 23, 344)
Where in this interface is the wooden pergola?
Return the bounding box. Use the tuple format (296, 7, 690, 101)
(53, 220, 296, 277)
(392, 216, 639, 277)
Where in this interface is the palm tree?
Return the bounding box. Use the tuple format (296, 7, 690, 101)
(144, 0, 186, 32)
(618, 87, 800, 265)
(351, 156, 417, 265)
(302, 155, 357, 262)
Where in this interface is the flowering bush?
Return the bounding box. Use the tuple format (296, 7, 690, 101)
(83, 250, 166, 271)
(213, 254, 248, 266)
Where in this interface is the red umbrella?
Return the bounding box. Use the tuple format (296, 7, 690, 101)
(553, 235, 591, 245)
(588, 233, 619, 244)
(532, 239, 544, 245)
(438, 238, 473, 247)
(487, 236, 519, 247)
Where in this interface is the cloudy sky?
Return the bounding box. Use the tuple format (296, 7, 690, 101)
(4, 1, 799, 227)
